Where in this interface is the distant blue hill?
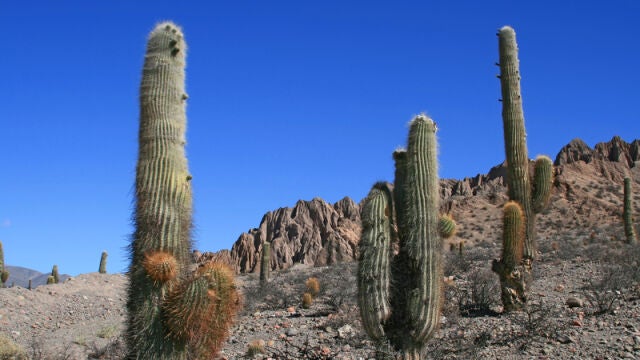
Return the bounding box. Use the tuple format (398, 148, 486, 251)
(4, 265, 71, 289)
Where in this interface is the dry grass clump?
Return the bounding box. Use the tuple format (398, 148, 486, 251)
(0, 333, 27, 360)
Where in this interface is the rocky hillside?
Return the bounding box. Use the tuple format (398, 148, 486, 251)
(226, 136, 640, 273)
(228, 197, 361, 273)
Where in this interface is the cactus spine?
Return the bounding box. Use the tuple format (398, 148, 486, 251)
(492, 201, 526, 311)
(497, 26, 552, 274)
(358, 115, 445, 359)
(624, 177, 637, 243)
(99, 251, 108, 274)
(126, 22, 239, 359)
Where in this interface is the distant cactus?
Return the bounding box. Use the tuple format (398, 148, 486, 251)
(623, 177, 637, 243)
(497, 26, 553, 276)
(0, 271, 8, 287)
(301, 292, 313, 309)
(0, 241, 5, 288)
(126, 22, 239, 359)
(51, 265, 59, 284)
(28, 279, 32, 290)
(99, 251, 108, 274)
(358, 115, 445, 359)
(492, 201, 526, 311)
(260, 241, 270, 285)
(305, 277, 320, 297)
(438, 214, 457, 239)
(46, 276, 55, 285)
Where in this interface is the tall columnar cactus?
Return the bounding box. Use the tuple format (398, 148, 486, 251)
(51, 265, 59, 284)
(99, 251, 108, 274)
(260, 241, 271, 284)
(498, 26, 553, 274)
(358, 115, 446, 359)
(127, 22, 239, 359)
(623, 177, 637, 244)
(492, 201, 526, 311)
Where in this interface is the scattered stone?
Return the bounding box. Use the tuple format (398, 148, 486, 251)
(566, 297, 584, 308)
(337, 324, 355, 339)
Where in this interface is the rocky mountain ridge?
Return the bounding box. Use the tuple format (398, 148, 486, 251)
(218, 136, 640, 274)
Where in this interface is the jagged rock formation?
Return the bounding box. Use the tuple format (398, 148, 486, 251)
(221, 136, 639, 273)
(556, 136, 640, 168)
(229, 197, 361, 273)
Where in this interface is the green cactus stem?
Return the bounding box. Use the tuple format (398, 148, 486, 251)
(532, 156, 553, 212)
(357, 182, 394, 341)
(51, 265, 59, 284)
(624, 177, 637, 244)
(127, 21, 193, 359)
(492, 201, 526, 311)
(358, 115, 443, 359)
(260, 241, 271, 285)
(393, 149, 408, 242)
(46, 276, 55, 285)
(126, 22, 239, 359)
(99, 251, 108, 274)
(498, 26, 552, 274)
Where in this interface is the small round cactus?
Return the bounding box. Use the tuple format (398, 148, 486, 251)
(438, 214, 457, 239)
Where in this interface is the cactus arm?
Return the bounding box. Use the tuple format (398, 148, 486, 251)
(492, 201, 526, 311)
(532, 155, 553, 213)
(357, 182, 393, 340)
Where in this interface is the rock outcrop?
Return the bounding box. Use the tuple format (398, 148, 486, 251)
(555, 136, 640, 168)
(229, 197, 361, 273)
(220, 136, 639, 274)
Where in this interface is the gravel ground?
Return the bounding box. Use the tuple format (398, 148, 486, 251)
(1, 237, 639, 359)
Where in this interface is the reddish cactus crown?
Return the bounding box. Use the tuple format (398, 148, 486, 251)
(142, 251, 178, 283)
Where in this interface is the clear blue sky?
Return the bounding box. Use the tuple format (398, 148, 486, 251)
(1, 1, 638, 276)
